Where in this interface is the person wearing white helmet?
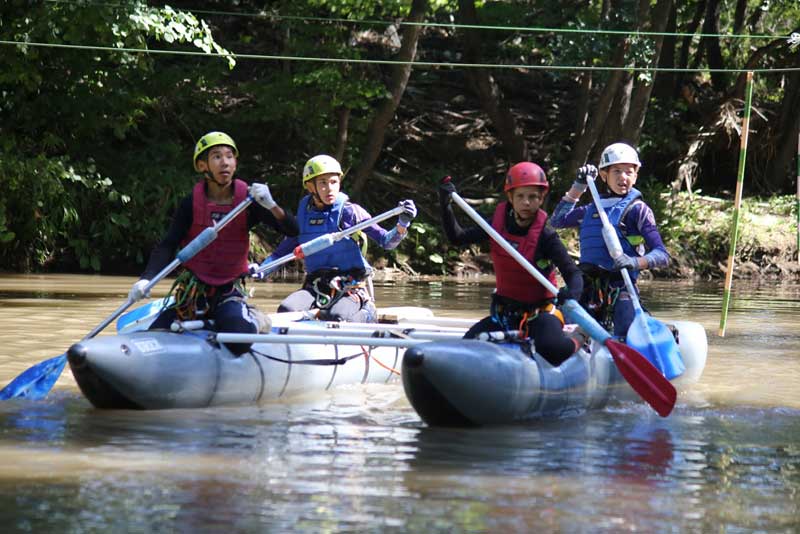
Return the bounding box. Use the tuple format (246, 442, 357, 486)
(550, 142, 670, 338)
(127, 131, 299, 354)
(256, 154, 417, 322)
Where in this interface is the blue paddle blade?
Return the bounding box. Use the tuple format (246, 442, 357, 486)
(626, 310, 685, 380)
(116, 296, 173, 333)
(0, 353, 67, 400)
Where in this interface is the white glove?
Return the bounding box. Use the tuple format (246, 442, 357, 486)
(249, 183, 277, 210)
(397, 199, 417, 227)
(128, 279, 151, 302)
(249, 254, 279, 281)
(249, 262, 266, 281)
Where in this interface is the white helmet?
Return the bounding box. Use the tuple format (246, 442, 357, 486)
(599, 142, 642, 169)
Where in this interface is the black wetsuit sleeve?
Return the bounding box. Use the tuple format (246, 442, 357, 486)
(140, 195, 193, 280)
(247, 203, 300, 237)
(440, 201, 489, 246)
(536, 226, 583, 294)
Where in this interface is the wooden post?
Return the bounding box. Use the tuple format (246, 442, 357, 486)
(719, 71, 754, 337)
(797, 132, 800, 264)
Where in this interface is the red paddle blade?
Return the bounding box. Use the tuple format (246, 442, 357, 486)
(605, 338, 677, 417)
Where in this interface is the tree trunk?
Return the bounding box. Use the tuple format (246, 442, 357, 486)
(685, 0, 707, 73)
(623, 0, 674, 144)
(764, 57, 800, 189)
(350, 0, 428, 194)
(732, 0, 747, 36)
(730, 37, 787, 99)
(574, 72, 592, 137)
(601, 73, 632, 146)
(653, 2, 677, 102)
(564, 38, 630, 180)
(745, 0, 767, 31)
(456, 0, 527, 163)
(702, 0, 727, 89)
(333, 106, 350, 162)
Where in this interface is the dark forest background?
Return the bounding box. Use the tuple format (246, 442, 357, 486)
(2, 0, 799, 276)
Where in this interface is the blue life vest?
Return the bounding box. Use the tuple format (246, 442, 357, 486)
(297, 192, 369, 276)
(579, 189, 642, 278)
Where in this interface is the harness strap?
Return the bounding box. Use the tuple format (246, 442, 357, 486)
(166, 270, 246, 320)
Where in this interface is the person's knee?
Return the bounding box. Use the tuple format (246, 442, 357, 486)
(531, 313, 574, 366)
(613, 295, 635, 337)
(277, 290, 315, 313)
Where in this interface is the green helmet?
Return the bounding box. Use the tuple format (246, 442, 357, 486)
(302, 155, 342, 184)
(193, 131, 238, 171)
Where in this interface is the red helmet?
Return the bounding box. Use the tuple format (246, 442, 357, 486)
(504, 162, 549, 192)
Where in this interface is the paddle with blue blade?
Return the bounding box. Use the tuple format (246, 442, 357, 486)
(114, 205, 407, 333)
(586, 176, 685, 380)
(449, 187, 676, 417)
(0, 195, 254, 401)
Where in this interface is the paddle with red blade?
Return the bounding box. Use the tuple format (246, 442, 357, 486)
(448, 183, 676, 416)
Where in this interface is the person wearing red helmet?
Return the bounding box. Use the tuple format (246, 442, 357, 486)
(439, 162, 585, 366)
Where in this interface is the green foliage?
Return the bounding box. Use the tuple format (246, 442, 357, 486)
(0, 1, 232, 272)
(401, 222, 447, 274)
(1, 0, 798, 278)
(0, 151, 130, 272)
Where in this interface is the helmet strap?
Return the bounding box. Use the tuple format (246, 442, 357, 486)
(307, 181, 329, 208)
(203, 170, 227, 188)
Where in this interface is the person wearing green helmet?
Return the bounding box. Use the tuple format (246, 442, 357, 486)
(256, 154, 417, 322)
(550, 142, 670, 338)
(127, 131, 299, 354)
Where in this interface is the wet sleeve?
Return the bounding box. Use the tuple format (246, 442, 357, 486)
(550, 200, 585, 229)
(627, 202, 670, 269)
(440, 201, 489, 246)
(140, 196, 193, 280)
(341, 203, 406, 250)
(538, 226, 583, 296)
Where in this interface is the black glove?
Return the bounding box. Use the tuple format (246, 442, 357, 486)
(557, 286, 580, 305)
(439, 177, 457, 206)
(575, 164, 598, 185)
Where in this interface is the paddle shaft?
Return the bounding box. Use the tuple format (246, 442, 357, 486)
(85, 196, 253, 339)
(451, 189, 676, 416)
(451, 193, 558, 294)
(252, 206, 404, 276)
(585, 177, 643, 312)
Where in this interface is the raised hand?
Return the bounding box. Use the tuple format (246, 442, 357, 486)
(398, 199, 417, 227)
(249, 183, 277, 210)
(575, 164, 598, 185)
(439, 177, 457, 206)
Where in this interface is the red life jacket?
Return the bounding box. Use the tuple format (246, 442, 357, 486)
(181, 179, 250, 286)
(489, 202, 557, 305)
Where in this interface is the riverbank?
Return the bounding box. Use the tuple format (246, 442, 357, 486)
(373, 192, 800, 281)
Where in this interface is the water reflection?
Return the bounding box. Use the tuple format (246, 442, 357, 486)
(0, 275, 799, 531)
